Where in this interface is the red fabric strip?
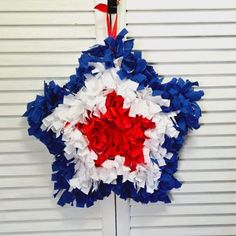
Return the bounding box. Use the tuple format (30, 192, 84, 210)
(94, 3, 108, 13)
(76, 91, 156, 171)
(111, 14, 118, 38)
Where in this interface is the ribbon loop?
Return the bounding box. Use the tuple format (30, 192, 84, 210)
(95, 1, 119, 38)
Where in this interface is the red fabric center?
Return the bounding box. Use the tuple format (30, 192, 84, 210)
(76, 91, 155, 171)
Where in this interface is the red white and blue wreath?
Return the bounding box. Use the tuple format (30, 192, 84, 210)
(24, 3, 204, 208)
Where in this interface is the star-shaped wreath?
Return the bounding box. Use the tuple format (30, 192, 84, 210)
(24, 29, 204, 207)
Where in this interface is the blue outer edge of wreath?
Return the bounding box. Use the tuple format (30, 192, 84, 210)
(23, 29, 204, 208)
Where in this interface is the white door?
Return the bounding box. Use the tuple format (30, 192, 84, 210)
(116, 0, 236, 235)
(0, 1, 116, 235)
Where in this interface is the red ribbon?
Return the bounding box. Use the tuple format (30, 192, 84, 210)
(95, 3, 118, 38)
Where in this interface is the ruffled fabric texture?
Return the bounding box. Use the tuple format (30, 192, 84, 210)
(24, 29, 204, 207)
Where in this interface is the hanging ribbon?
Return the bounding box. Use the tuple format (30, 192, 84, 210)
(95, 2, 118, 38)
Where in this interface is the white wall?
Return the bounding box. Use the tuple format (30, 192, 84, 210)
(0, 0, 236, 236)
